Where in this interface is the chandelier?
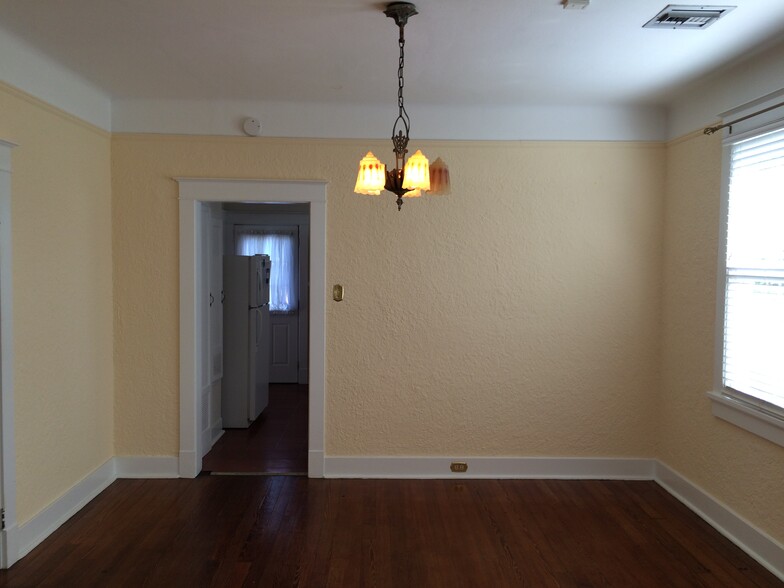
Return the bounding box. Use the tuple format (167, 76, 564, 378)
(354, 2, 450, 211)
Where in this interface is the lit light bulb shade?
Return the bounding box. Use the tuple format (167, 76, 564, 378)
(402, 150, 430, 192)
(428, 157, 451, 195)
(354, 152, 386, 195)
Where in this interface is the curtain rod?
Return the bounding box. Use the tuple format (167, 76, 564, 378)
(704, 99, 784, 135)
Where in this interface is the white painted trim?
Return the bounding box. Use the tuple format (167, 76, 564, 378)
(200, 427, 213, 460)
(0, 28, 111, 131)
(114, 456, 179, 479)
(177, 178, 327, 479)
(178, 450, 199, 479)
(655, 462, 784, 582)
(308, 451, 325, 479)
(113, 99, 667, 141)
(178, 199, 201, 477)
(14, 458, 115, 560)
(711, 110, 784, 450)
(707, 392, 784, 449)
(0, 454, 780, 582)
(0, 140, 18, 569)
(666, 39, 784, 139)
(323, 456, 656, 480)
(211, 420, 224, 447)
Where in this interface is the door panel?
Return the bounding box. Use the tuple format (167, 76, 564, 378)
(269, 313, 298, 383)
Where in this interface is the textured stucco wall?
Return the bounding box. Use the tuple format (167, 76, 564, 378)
(0, 83, 114, 523)
(112, 134, 664, 458)
(659, 131, 784, 543)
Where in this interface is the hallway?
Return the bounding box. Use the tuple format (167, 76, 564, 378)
(202, 384, 308, 474)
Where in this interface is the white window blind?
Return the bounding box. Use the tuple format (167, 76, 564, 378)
(236, 230, 298, 312)
(722, 126, 784, 410)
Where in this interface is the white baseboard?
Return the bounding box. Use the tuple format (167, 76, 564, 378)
(323, 456, 656, 480)
(178, 450, 199, 478)
(654, 461, 784, 582)
(13, 458, 116, 562)
(114, 456, 179, 479)
(211, 420, 224, 447)
(4, 454, 781, 583)
(200, 428, 211, 459)
(308, 450, 324, 478)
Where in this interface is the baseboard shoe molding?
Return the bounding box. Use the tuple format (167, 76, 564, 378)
(14, 458, 116, 562)
(323, 456, 656, 480)
(114, 456, 179, 479)
(654, 461, 784, 582)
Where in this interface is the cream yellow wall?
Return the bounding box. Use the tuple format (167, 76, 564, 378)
(112, 134, 664, 458)
(0, 83, 113, 523)
(660, 131, 784, 543)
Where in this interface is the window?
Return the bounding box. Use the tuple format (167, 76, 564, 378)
(236, 229, 298, 312)
(710, 107, 784, 447)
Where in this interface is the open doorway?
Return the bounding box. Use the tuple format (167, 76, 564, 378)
(203, 203, 310, 474)
(177, 178, 326, 479)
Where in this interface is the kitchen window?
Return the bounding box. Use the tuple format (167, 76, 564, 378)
(236, 229, 298, 313)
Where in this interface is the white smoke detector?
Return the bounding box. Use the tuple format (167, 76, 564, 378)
(643, 5, 736, 29)
(242, 117, 262, 137)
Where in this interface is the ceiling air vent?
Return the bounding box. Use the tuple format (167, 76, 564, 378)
(643, 5, 736, 29)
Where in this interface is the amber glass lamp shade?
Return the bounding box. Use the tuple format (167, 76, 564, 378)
(354, 152, 386, 195)
(402, 150, 430, 193)
(428, 157, 451, 195)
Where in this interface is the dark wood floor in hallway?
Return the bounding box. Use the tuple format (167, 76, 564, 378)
(0, 477, 779, 587)
(203, 383, 308, 474)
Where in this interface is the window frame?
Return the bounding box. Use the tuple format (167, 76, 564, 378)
(708, 93, 784, 448)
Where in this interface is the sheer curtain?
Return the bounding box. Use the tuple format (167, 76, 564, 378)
(236, 230, 297, 312)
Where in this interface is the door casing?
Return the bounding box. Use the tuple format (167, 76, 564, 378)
(0, 140, 19, 568)
(177, 178, 327, 478)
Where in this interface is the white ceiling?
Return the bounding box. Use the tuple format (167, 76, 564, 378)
(2, 0, 784, 110)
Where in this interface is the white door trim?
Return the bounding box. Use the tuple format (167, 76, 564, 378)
(0, 140, 19, 568)
(176, 178, 327, 478)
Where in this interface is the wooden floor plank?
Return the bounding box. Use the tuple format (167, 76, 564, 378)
(0, 477, 780, 587)
(202, 384, 308, 474)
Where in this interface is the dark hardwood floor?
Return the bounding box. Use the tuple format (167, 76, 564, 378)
(202, 384, 308, 474)
(0, 477, 779, 587)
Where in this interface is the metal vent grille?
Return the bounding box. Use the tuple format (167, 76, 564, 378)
(643, 5, 736, 29)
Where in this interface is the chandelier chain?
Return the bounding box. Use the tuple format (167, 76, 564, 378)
(392, 23, 411, 160)
(398, 34, 405, 117)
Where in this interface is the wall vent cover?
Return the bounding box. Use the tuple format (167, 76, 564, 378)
(643, 5, 736, 29)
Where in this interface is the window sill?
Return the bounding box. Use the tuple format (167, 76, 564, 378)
(707, 391, 784, 448)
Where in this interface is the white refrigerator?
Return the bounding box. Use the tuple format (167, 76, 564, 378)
(222, 254, 271, 428)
